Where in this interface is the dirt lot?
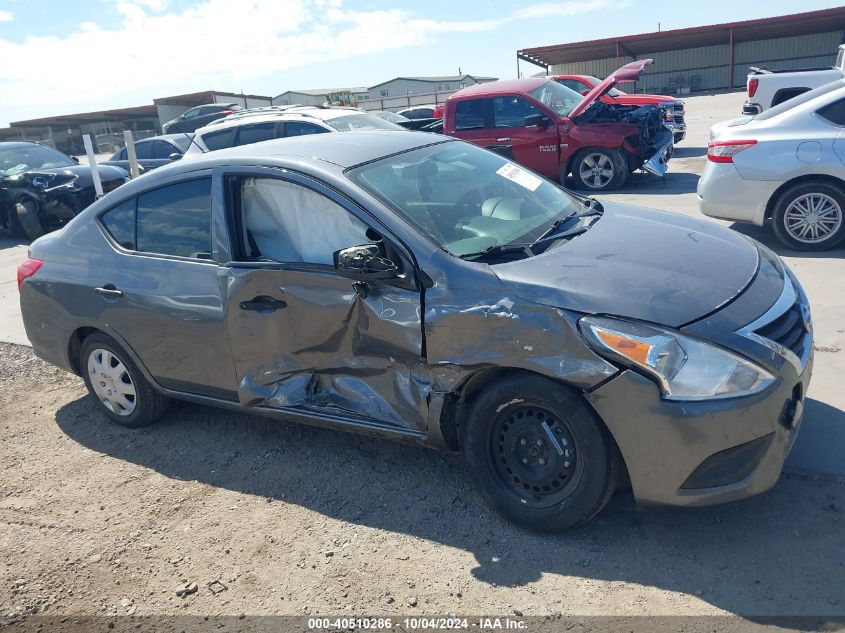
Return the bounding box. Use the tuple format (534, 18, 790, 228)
(1, 341, 844, 627)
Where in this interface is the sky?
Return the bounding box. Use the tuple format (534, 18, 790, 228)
(0, 0, 843, 127)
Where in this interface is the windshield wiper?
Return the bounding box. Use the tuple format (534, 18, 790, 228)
(529, 198, 603, 250)
(459, 243, 535, 261)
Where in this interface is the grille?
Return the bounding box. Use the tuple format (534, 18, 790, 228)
(754, 301, 808, 358)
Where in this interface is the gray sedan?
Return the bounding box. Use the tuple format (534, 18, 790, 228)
(19, 131, 812, 530)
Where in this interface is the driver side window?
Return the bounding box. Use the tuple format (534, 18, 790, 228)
(238, 177, 369, 266)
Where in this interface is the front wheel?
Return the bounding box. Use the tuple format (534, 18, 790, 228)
(462, 376, 619, 531)
(80, 333, 170, 428)
(13, 199, 45, 241)
(569, 148, 627, 191)
(771, 182, 845, 251)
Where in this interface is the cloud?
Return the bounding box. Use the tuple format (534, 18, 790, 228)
(0, 10, 14, 22)
(0, 0, 615, 124)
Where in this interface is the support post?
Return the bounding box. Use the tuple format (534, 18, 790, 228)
(123, 130, 140, 179)
(82, 135, 104, 199)
(727, 27, 735, 89)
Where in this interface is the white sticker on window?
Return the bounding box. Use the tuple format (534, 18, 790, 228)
(496, 162, 542, 192)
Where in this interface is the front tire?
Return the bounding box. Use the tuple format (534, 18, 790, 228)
(13, 199, 45, 241)
(569, 148, 627, 191)
(80, 333, 169, 428)
(771, 182, 845, 251)
(462, 376, 618, 531)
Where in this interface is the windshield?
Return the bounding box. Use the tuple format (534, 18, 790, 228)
(754, 80, 845, 121)
(528, 80, 583, 117)
(0, 144, 75, 176)
(585, 76, 624, 97)
(348, 141, 580, 258)
(375, 111, 410, 123)
(325, 113, 403, 131)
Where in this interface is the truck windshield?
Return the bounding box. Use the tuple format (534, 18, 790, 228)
(585, 76, 624, 97)
(528, 81, 583, 117)
(347, 141, 580, 258)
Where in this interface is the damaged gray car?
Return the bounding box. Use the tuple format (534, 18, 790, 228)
(19, 131, 812, 531)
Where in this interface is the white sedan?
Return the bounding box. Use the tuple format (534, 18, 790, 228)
(698, 80, 845, 251)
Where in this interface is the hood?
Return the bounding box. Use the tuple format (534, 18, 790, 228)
(492, 202, 760, 328)
(611, 92, 679, 105)
(17, 164, 129, 190)
(569, 59, 654, 119)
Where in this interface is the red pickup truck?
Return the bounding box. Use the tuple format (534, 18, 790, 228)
(552, 74, 686, 143)
(443, 60, 674, 191)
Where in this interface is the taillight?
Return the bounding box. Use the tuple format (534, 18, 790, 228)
(748, 78, 758, 98)
(707, 140, 757, 163)
(221, 110, 234, 116)
(17, 258, 44, 291)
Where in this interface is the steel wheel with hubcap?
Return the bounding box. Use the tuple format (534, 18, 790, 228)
(80, 332, 170, 428)
(772, 182, 845, 251)
(462, 375, 619, 531)
(570, 148, 627, 191)
(87, 348, 137, 416)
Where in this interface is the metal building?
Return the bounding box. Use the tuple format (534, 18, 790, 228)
(517, 7, 845, 95)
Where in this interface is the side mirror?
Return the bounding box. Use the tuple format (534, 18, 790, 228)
(168, 153, 182, 161)
(334, 244, 399, 281)
(71, 155, 80, 164)
(524, 113, 549, 128)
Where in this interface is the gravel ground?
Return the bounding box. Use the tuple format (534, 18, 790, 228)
(1, 341, 844, 628)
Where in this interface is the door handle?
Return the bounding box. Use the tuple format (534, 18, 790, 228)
(496, 137, 511, 142)
(94, 286, 123, 299)
(239, 296, 287, 312)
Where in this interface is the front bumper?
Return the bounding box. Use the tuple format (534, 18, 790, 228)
(586, 271, 813, 508)
(642, 138, 674, 178)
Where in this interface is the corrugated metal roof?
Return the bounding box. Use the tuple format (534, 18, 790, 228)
(518, 7, 845, 67)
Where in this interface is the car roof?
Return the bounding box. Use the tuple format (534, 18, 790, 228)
(0, 141, 43, 149)
(194, 108, 371, 135)
(143, 131, 455, 179)
(449, 78, 548, 99)
(136, 133, 193, 143)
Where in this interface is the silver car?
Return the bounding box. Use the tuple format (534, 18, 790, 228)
(699, 80, 845, 251)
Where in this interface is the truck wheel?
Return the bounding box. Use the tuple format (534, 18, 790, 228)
(570, 148, 627, 191)
(80, 332, 170, 428)
(771, 182, 845, 251)
(462, 375, 619, 531)
(14, 199, 45, 241)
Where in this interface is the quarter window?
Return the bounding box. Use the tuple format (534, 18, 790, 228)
(100, 199, 136, 250)
(136, 179, 213, 259)
(201, 127, 237, 151)
(454, 99, 486, 130)
(817, 98, 845, 126)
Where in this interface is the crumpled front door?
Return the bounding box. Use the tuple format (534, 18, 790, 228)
(224, 265, 428, 432)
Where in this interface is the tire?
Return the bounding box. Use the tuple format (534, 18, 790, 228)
(462, 375, 618, 531)
(80, 333, 169, 428)
(771, 181, 845, 251)
(569, 148, 627, 191)
(14, 199, 45, 241)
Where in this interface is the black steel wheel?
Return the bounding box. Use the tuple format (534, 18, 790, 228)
(463, 375, 619, 531)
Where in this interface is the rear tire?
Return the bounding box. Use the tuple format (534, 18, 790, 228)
(569, 148, 627, 191)
(14, 199, 45, 241)
(80, 333, 169, 428)
(462, 376, 618, 531)
(771, 182, 845, 251)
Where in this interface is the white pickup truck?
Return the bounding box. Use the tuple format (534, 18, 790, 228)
(742, 45, 845, 115)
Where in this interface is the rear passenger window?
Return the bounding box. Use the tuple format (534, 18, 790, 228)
(100, 199, 136, 250)
(817, 98, 845, 126)
(285, 122, 329, 137)
(136, 179, 213, 259)
(201, 128, 236, 151)
(236, 123, 277, 146)
(455, 99, 486, 130)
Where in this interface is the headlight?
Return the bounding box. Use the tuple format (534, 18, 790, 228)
(580, 316, 774, 400)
